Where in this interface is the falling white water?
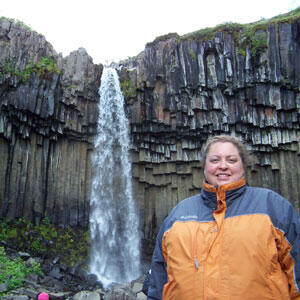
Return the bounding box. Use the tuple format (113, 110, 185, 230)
(89, 67, 141, 288)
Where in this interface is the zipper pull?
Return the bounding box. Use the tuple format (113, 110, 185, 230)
(194, 259, 199, 270)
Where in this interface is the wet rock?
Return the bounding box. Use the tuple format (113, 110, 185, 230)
(18, 252, 31, 261)
(73, 291, 101, 300)
(136, 293, 147, 300)
(0, 283, 8, 292)
(48, 291, 72, 299)
(48, 266, 63, 280)
(103, 288, 135, 300)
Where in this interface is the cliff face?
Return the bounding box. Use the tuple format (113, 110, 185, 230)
(119, 15, 300, 244)
(0, 18, 102, 227)
(0, 11, 300, 249)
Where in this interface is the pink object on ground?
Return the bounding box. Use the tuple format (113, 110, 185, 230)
(38, 292, 49, 300)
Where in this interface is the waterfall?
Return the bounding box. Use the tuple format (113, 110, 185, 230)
(89, 67, 141, 288)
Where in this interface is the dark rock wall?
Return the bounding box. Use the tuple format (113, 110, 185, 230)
(119, 20, 300, 244)
(0, 15, 300, 250)
(0, 18, 102, 227)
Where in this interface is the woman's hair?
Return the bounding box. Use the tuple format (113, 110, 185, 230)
(201, 135, 252, 168)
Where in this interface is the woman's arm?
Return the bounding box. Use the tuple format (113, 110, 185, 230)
(146, 222, 169, 300)
(277, 202, 300, 299)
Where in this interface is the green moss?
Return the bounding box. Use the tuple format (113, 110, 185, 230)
(188, 48, 196, 61)
(267, 6, 300, 24)
(120, 76, 137, 99)
(0, 218, 90, 268)
(0, 246, 42, 299)
(34, 57, 60, 76)
(239, 50, 246, 57)
(0, 60, 26, 82)
(146, 32, 180, 47)
(0, 16, 36, 33)
(180, 7, 300, 44)
(143, 7, 300, 59)
(0, 56, 61, 83)
(181, 22, 244, 42)
(239, 28, 268, 57)
(238, 6, 300, 56)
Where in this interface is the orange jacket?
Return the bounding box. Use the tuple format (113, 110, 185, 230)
(147, 178, 300, 300)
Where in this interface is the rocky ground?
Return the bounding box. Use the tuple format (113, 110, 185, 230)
(0, 243, 148, 300)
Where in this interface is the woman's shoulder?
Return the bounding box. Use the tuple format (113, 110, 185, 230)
(245, 186, 298, 224)
(173, 193, 204, 211)
(246, 185, 286, 200)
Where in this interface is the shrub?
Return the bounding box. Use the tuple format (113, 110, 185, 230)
(0, 56, 61, 84)
(0, 218, 90, 268)
(0, 247, 42, 299)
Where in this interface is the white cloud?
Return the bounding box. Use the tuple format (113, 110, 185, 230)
(0, 0, 298, 64)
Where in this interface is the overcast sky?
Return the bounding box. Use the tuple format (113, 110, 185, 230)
(0, 0, 299, 64)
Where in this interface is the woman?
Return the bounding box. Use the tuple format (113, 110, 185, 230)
(146, 135, 300, 300)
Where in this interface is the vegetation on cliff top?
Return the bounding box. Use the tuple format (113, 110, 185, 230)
(146, 32, 180, 47)
(0, 17, 59, 83)
(0, 16, 36, 33)
(147, 6, 300, 47)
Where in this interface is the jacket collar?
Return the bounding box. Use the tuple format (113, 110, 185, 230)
(201, 178, 246, 210)
(203, 177, 245, 193)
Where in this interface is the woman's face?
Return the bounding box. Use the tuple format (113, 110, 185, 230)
(204, 142, 245, 186)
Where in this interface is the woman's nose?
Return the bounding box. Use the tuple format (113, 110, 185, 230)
(218, 160, 228, 169)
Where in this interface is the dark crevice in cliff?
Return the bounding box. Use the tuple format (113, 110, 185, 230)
(2, 139, 15, 218)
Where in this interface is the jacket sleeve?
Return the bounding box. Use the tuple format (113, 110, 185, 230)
(147, 220, 169, 300)
(275, 196, 300, 299)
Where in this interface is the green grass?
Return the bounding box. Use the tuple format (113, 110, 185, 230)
(0, 56, 61, 83)
(146, 6, 300, 47)
(146, 32, 180, 47)
(0, 218, 90, 268)
(120, 76, 137, 99)
(182, 22, 244, 42)
(0, 246, 42, 299)
(0, 16, 36, 33)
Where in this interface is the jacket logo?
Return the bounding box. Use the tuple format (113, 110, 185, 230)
(180, 215, 198, 220)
